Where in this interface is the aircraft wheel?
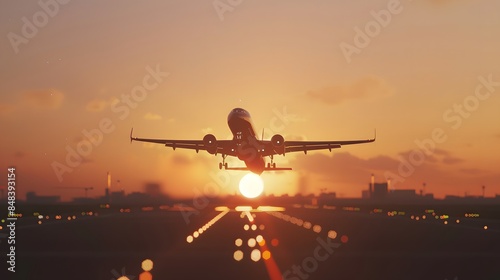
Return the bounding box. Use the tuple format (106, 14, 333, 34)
(219, 162, 223, 169)
(224, 163, 228, 168)
(272, 163, 276, 168)
(267, 163, 271, 168)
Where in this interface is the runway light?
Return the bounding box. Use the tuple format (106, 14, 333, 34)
(235, 238, 243, 247)
(234, 250, 243, 261)
(250, 249, 261, 262)
(313, 225, 322, 233)
(193, 232, 199, 238)
(303, 222, 312, 229)
(243, 224, 249, 231)
(251, 224, 257, 231)
(142, 259, 153, 272)
(484, 225, 488, 230)
(340, 235, 349, 243)
(235, 206, 253, 212)
(259, 224, 265, 230)
(187, 235, 193, 243)
(258, 239, 266, 246)
(444, 221, 448, 225)
(271, 238, 279, 247)
(248, 238, 256, 248)
(244, 211, 254, 222)
(256, 206, 285, 212)
(215, 206, 230, 211)
(38, 221, 42, 225)
(328, 230, 337, 239)
(456, 219, 460, 224)
(262, 250, 271, 260)
(256, 235, 263, 243)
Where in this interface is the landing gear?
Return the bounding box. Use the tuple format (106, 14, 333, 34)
(219, 154, 227, 169)
(267, 155, 277, 169)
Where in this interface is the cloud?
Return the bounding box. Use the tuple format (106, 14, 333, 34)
(143, 112, 162, 120)
(306, 76, 393, 105)
(398, 148, 463, 165)
(85, 97, 118, 112)
(442, 156, 463, 165)
(22, 89, 64, 109)
(86, 99, 108, 112)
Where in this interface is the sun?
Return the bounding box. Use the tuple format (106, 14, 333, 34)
(239, 173, 264, 198)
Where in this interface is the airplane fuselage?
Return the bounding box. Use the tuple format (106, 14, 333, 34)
(227, 108, 266, 174)
(131, 107, 375, 175)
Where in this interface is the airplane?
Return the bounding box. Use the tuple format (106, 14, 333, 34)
(130, 108, 375, 175)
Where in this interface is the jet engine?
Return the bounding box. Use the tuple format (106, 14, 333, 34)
(203, 134, 217, 154)
(271, 134, 285, 155)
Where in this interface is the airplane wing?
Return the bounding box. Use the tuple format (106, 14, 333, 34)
(261, 131, 376, 156)
(129, 129, 236, 156)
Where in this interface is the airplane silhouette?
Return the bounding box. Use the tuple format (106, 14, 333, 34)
(130, 108, 375, 174)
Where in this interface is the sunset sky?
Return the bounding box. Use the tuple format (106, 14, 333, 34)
(1, 0, 499, 201)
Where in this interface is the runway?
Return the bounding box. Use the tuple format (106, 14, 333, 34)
(4, 203, 500, 280)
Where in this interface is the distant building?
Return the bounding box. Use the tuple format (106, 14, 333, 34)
(26, 191, 60, 204)
(389, 189, 416, 200)
(362, 190, 370, 199)
(110, 190, 125, 202)
(144, 183, 162, 196)
(318, 192, 336, 206)
(373, 183, 388, 199)
(423, 193, 434, 200)
(72, 197, 96, 204)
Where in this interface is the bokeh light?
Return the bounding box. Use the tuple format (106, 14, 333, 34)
(141, 259, 153, 272)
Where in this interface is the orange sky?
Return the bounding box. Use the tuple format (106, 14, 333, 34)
(1, 0, 499, 201)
